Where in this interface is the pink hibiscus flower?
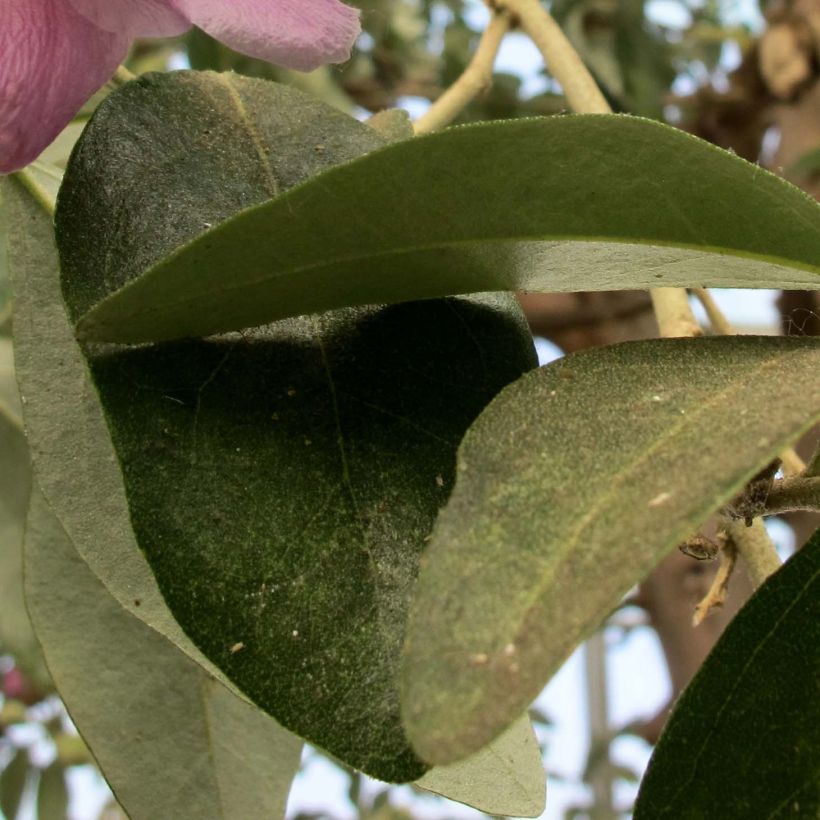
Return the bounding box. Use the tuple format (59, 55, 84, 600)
(0, 0, 361, 172)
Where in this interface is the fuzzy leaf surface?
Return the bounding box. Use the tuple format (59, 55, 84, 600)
(401, 336, 820, 764)
(2, 169, 233, 687)
(37, 72, 538, 780)
(57, 70, 385, 331)
(53, 98, 820, 342)
(85, 294, 535, 781)
(25, 487, 302, 820)
(634, 527, 820, 819)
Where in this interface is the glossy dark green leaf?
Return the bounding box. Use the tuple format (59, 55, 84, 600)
(401, 336, 820, 764)
(25, 486, 302, 820)
(634, 527, 820, 819)
(53, 74, 820, 342)
(36, 763, 68, 820)
(85, 293, 535, 781)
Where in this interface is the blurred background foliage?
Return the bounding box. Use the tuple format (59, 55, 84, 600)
(1, 0, 818, 817)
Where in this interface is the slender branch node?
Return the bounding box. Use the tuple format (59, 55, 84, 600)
(651, 288, 702, 338)
(693, 533, 737, 626)
(726, 518, 781, 588)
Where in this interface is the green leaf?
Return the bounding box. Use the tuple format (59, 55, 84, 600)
(36, 763, 68, 820)
(2, 167, 235, 689)
(400, 336, 820, 765)
(10, 78, 538, 779)
(57, 70, 385, 334)
(0, 338, 21, 417)
(0, 344, 47, 687)
(52, 75, 820, 342)
(634, 526, 820, 819)
(84, 293, 535, 781)
(0, 749, 28, 820)
(24, 486, 303, 820)
(5, 158, 537, 778)
(417, 715, 546, 816)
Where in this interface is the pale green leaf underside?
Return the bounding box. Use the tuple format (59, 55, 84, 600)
(1, 170, 250, 698)
(0, 340, 47, 686)
(401, 336, 820, 764)
(417, 715, 546, 816)
(72, 114, 820, 343)
(25, 486, 302, 820)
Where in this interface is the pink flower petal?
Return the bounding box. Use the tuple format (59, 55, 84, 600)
(65, 0, 189, 38)
(174, 0, 361, 71)
(0, 0, 130, 172)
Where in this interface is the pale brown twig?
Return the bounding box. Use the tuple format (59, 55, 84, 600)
(692, 534, 737, 625)
(414, 9, 513, 135)
(726, 518, 782, 588)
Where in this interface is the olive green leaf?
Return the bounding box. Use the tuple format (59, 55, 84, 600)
(0, 192, 10, 333)
(5, 159, 538, 778)
(417, 715, 546, 816)
(0, 341, 47, 687)
(2, 167, 233, 689)
(36, 763, 68, 820)
(8, 74, 539, 780)
(25, 486, 303, 820)
(56, 70, 385, 332)
(84, 293, 535, 781)
(634, 526, 820, 819)
(401, 336, 820, 764)
(0, 749, 28, 820)
(52, 81, 820, 342)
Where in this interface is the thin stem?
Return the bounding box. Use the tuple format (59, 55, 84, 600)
(415, 10, 513, 135)
(111, 66, 137, 88)
(496, 0, 700, 337)
(651, 288, 703, 338)
(807, 441, 820, 478)
(691, 288, 735, 335)
(726, 518, 781, 588)
(496, 0, 610, 114)
(779, 448, 807, 477)
(692, 536, 737, 626)
(583, 631, 614, 816)
(15, 168, 56, 217)
(763, 475, 820, 515)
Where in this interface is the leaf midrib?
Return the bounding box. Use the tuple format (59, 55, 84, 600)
(81, 233, 820, 336)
